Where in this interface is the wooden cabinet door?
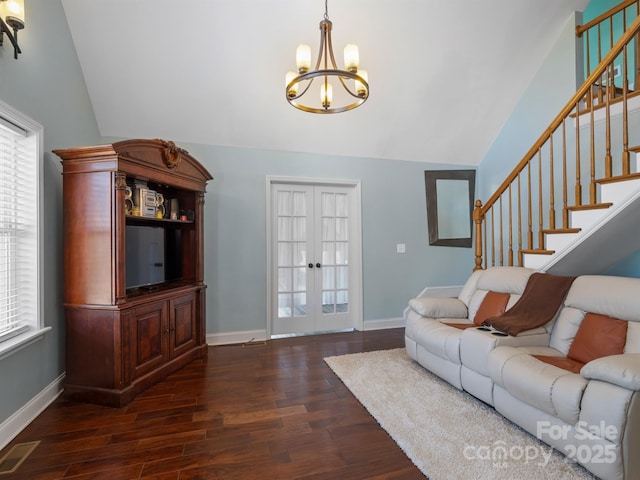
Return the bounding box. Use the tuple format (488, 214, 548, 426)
(169, 293, 197, 358)
(130, 300, 168, 379)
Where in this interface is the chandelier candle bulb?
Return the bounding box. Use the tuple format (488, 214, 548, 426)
(321, 82, 333, 109)
(355, 70, 368, 97)
(2, 0, 24, 26)
(296, 44, 311, 73)
(285, 71, 299, 97)
(344, 44, 359, 72)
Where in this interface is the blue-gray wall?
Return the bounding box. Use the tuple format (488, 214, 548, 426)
(0, 0, 100, 426)
(478, 14, 583, 200)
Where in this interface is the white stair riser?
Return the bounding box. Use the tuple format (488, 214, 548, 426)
(569, 208, 609, 231)
(545, 233, 580, 252)
(600, 178, 640, 204)
(522, 253, 552, 270)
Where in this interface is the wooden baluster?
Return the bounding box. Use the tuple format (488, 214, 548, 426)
(473, 200, 483, 271)
(483, 219, 488, 270)
(604, 63, 613, 179)
(622, 44, 631, 174)
(499, 196, 503, 265)
(562, 118, 568, 228)
(508, 184, 513, 266)
(527, 162, 533, 250)
(548, 135, 556, 230)
(590, 76, 597, 203)
(490, 207, 495, 267)
(575, 100, 582, 206)
(538, 149, 544, 248)
(517, 173, 522, 266)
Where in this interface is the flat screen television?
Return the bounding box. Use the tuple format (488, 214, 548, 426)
(125, 225, 182, 290)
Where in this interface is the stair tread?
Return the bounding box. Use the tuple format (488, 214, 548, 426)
(520, 249, 555, 255)
(567, 202, 612, 211)
(541, 228, 581, 234)
(596, 172, 640, 184)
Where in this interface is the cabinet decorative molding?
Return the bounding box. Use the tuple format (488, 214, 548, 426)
(54, 139, 213, 407)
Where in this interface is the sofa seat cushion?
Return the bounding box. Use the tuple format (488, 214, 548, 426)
(567, 312, 628, 364)
(533, 355, 584, 374)
(489, 346, 588, 425)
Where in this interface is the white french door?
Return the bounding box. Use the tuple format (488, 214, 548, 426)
(269, 181, 361, 336)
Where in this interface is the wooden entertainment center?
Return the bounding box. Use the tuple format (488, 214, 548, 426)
(54, 139, 213, 407)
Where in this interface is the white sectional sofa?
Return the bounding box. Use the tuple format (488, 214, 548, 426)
(404, 267, 640, 480)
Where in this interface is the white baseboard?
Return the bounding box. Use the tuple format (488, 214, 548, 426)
(363, 317, 405, 330)
(0, 373, 65, 451)
(207, 320, 405, 346)
(206, 329, 268, 346)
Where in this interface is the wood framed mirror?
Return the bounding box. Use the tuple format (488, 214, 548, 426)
(424, 169, 476, 247)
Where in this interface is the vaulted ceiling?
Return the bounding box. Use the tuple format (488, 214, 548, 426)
(60, 0, 589, 165)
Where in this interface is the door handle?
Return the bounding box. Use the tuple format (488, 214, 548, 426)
(308, 263, 314, 269)
(316, 263, 321, 268)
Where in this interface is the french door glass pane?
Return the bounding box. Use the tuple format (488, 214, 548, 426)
(321, 241, 335, 265)
(278, 268, 292, 291)
(293, 242, 307, 266)
(293, 217, 306, 241)
(278, 217, 292, 241)
(336, 290, 348, 313)
(278, 293, 292, 317)
(322, 217, 335, 241)
(278, 242, 292, 266)
(335, 242, 348, 265)
(293, 292, 307, 316)
(336, 266, 348, 289)
(293, 191, 306, 216)
(335, 193, 348, 217)
(277, 191, 291, 215)
(322, 291, 335, 313)
(322, 266, 335, 290)
(336, 218, 348, 241)
(321, 192, 335, 216)
(293, 267, 307, 291)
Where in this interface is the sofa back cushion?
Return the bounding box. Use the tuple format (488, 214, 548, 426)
(567, 313, 628, 364)
(551, 275, 640, 355)
(473, 291, 510, 325)
(464, 266, 534, 321)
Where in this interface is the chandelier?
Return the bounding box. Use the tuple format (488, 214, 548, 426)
(285, 0, 369, 114)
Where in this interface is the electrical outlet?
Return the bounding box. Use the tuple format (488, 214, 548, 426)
(396, 243, 406, 254)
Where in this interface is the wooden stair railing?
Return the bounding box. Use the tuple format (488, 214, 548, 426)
(474, 13, 640, 271)
(576, 0, 640, 108)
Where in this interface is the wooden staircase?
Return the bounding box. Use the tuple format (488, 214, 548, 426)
(522, 153, 640, 274)
(473, 3, 640, 274)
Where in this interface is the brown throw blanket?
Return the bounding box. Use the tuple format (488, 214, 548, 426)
(483, 272, 576, 336)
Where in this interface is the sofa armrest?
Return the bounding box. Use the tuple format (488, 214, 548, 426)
(408, 297, 468, 319)
(581, 354, 640, 391)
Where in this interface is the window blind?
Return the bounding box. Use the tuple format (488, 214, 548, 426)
(0, 118, 37, 342)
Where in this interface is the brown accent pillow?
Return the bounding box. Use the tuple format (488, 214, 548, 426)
(567, 313, 628, 364)
(474, 291, 510, 326)
(533, 355, 585, 374)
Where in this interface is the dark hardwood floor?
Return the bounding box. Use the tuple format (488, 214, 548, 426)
(0, 328, 425, 479)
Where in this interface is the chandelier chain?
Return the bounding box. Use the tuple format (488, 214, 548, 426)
(324, 0, 329, 21)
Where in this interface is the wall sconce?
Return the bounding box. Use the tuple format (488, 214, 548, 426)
(0, 0, 25, 59)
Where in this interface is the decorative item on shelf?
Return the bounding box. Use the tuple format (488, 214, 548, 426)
(285, 0, 369, 114)
(124, 186, 133, 215)
(169, 198, 179, 220)
(155, 192, 165, 218)
(0, 0, 24, 59)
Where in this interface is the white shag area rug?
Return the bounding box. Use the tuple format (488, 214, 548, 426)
(325, 348, 596, 480)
